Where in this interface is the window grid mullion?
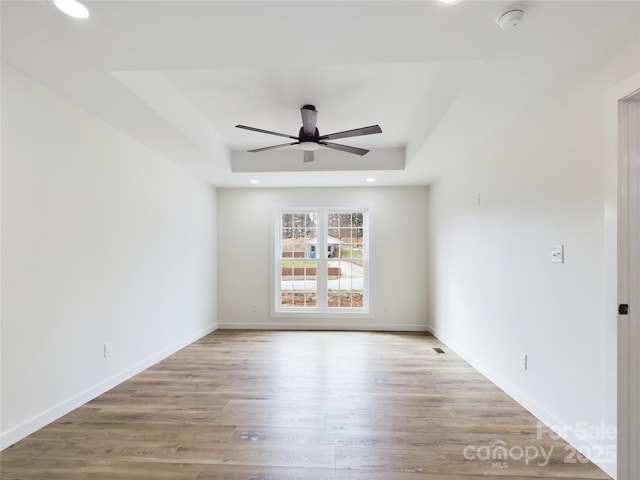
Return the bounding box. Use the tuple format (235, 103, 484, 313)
(316, 211, 328, 309)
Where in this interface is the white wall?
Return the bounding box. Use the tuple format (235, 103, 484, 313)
(427, 31, 640, 478)
(217, 187, 428, 330)
(0, 66, 218, 448)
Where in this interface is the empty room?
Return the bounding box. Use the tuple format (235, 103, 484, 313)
(1, 1, 639, 479)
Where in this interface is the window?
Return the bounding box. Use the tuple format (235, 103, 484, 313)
(274, 207, 369, 315)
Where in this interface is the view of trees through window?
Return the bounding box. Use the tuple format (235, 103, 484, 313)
(277, 209, 367, 312)
(326, 212, 364, 308)
(280, 212, 317, 308)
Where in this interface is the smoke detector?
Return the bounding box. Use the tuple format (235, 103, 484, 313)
(497, 7, 525, 30)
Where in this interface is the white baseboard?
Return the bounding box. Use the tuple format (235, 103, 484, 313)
(426, 324, 616, 479)
(0, 323, 217, 450)
(217, 322, 431, 332)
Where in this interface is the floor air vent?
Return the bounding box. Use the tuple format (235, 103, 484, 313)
(433, 347, 445, 354)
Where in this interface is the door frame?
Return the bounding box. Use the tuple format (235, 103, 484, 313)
(605, 71, 640, 480)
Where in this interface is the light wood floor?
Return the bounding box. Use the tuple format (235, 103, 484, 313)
(1, 330, 610, 479)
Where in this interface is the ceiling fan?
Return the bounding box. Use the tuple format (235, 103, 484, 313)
(235, 105, 382, 163)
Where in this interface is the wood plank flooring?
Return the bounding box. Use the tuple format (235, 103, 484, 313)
(0, 330, 611, 479)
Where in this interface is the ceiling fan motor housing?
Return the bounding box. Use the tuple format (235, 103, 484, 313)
(299, 126, 320, 142)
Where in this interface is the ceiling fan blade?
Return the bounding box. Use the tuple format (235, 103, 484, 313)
(319, 125, 382, 141)
(303, 150, 315, 163)
(320, 141, 369, 156)
(248, 142, 299, 153)
(236, 125, 298, 140)
(301, 105, 318, 136)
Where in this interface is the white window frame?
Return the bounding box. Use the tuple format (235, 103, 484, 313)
(271, 205, 371, 318)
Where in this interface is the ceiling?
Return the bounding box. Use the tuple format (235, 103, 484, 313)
(2, 1, 638, 188)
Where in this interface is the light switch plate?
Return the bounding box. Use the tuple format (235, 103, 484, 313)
(551, 245, 564, 263)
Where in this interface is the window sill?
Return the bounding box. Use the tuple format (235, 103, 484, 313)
(271, 309, 373, 319)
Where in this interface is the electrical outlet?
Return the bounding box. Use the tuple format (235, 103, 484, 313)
(551, 245, 564, 263)
(251, 305, 258, 312)
(521, 353, 528, 371)
(103, 343, 112, 358)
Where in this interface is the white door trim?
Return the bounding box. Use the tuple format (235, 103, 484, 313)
(624, 96, 640, 480)
(605, 70, 640, 480)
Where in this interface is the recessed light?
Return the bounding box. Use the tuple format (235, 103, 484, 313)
(249, 179, 260, 185)
(52, 0, 90, 19)
(365, 178, 376, 183)
(438, 0, 461, 4)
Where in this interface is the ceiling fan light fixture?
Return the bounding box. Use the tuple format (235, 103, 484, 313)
(52, 0, 89, 18)
(299, 141, 320, 152)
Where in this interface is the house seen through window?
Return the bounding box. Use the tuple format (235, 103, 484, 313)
(275, 208, 369, 314)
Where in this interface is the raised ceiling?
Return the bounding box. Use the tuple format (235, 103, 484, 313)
(2, 1, 638, 187)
